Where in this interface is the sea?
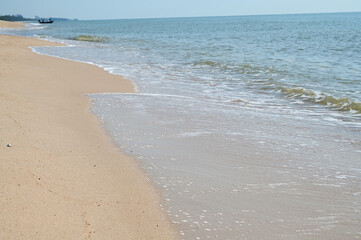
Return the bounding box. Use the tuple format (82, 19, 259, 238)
(2, 12, 360, 239)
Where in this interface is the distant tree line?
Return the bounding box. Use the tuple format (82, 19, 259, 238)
(0, 14, 73, 22)
(0, 14, 34, 21)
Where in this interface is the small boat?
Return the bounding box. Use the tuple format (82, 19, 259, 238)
(38, 18, 53, 24)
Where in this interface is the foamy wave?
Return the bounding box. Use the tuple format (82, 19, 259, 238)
(193, 60, 257, 74)
(25, 22, 48, 30)
(193, 60, 361, 114)
(91, 92, 196, 100)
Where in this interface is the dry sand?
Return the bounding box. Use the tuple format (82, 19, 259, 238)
(0, 34, 177, 239)
(0, 20, 25, 29)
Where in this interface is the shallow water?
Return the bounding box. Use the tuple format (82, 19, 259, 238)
(3, 12, 361, 239)
(90, 92, 360, 239)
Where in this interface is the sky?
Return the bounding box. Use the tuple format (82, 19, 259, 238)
(1, 0, 361, 20)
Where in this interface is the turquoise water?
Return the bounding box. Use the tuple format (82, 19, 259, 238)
(11, 13, 361, 116)
(3, 13, 361, 239)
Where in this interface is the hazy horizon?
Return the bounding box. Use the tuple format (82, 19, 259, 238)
(1, 0, 361, 20)
(2, 11, 361, 21)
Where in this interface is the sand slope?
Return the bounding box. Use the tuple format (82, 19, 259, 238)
(0, 35, 177, 240)
(0, 20, 24, 28)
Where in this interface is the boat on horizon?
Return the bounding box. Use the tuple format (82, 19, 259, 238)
(38, 18, 53, 24)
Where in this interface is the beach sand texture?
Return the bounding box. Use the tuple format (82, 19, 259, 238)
(0, 34, 177, 239)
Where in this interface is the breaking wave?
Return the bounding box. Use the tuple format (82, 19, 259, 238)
(70, 35, 109, 42)
(193, 60, 361, 114)
(279, 87, 361, 114)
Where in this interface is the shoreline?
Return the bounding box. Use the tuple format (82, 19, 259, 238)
(2, 16, 360, 239)
(0, 34, 177, 239)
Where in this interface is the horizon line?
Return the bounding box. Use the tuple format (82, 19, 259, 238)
(11, 10, 361, 21)
(79, 10, 361, 21)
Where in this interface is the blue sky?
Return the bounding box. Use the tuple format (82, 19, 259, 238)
(1, 0, 361, 20)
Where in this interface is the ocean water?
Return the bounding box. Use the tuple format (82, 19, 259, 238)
(3, 12, 361, 239)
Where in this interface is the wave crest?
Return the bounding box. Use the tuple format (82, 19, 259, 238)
(280, 87, 361, 114)
(193, 60, 360, 114)
(71, 35, 109, 42)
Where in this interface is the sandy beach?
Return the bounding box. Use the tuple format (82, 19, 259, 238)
(0, 32, 177, 239)
(2, 16, 360, 239)
(0, 20, 24, 28)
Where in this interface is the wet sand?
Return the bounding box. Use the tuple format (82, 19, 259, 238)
(0, 34, 177, 239)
